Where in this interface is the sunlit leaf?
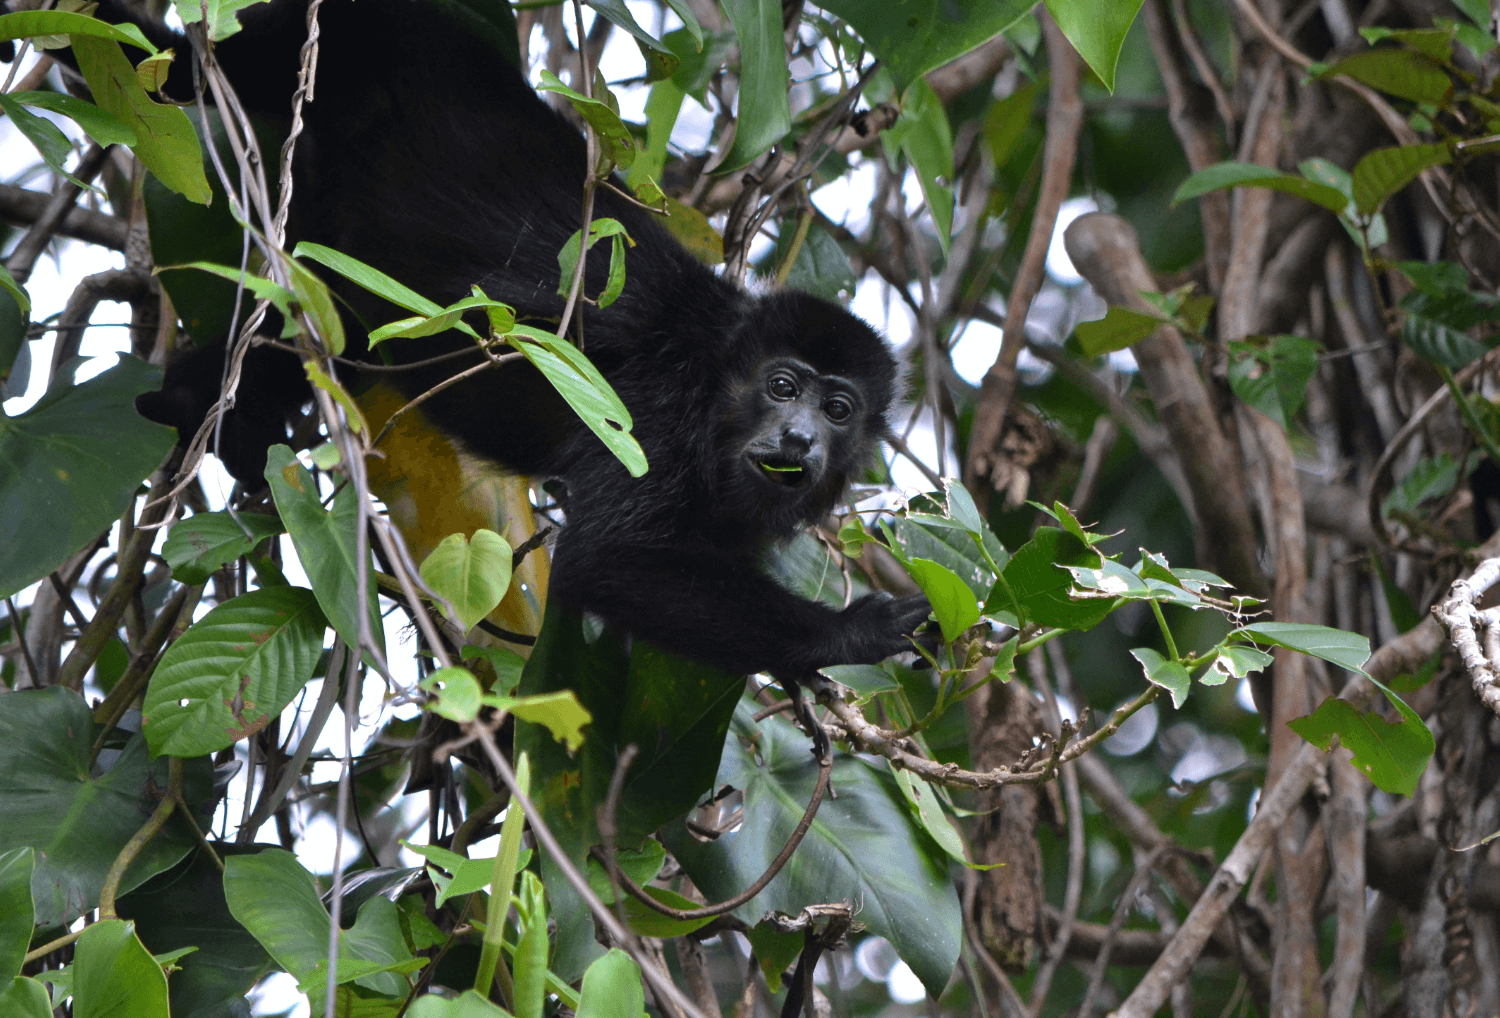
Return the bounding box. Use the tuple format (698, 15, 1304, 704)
(420, 529, 513, 634)
(1131, 646, 1190, 708)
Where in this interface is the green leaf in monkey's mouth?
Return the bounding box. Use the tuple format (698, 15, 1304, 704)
(758, 460, 805, 484)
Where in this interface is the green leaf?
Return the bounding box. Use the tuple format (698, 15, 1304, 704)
(1208, 644, 1274, 684)
(0, 689, 211, 928)
(72, 920, 169, 1018)
(117, 846, 274, 1018)
(410, 990, 513, 1017)
(419, 529, 513, 634)
(1351, 143, 1451, 216)
(616, 885, 714, 938)
(142, 587, 326, 757)
(403, 841, 528, 908)
(420, 666, 484, 722)
(888, 79, 954, 253)
(1288, 676, 1434, 795)
(1360, 25, 1455, 62)
(367, 293, 507, 345)
(1075, 305, 1164, 357)
(461, 645, 526, 695)
(1226, 334, 1320, 431)
(989, 527, 1115, 631)
(0, 977, 51, 1018)
(1172, 161, 1349, 214)
(71, 35, 210, 204)
(8, 89, 136, 146)
(513, 872, 548, 1018)
(0, 355, 174, 600)
(556, 218, 634, 307)
(1397, 259, 1469, 296)
(264, 444, 385, 659)
(0, 848, 33, 982)
(715, 0, 791, 171)
(1322, 47, 1453, 106)
(1399, 284, 1500, 368)
(0, 93, 99, 193)
(985, 81, 1037, 170)
(747, 920, 802, 992)
(224, 849, 413, 997)
(284, 256, 347, 354)
(162, 509, 285, 585)
(166, 261, 300, 337)
(1238, 622, 1371, 675)
(904, 557, 977, 643)
(763, 223, 855, 302)
(483, 690, 592, 753)
(576, 948, 644, 1018)
(891, 767, 968, 864)
(1371, 553, 1422, 633)
(536, 71, 636, 172)
(292, 241, 447, 317)
(514, 603, 743, 979)
(0, 10, 156, 51)
(817, 0, 1033, 84)
(169, 0, 268, 41)
(818, 663, 901, 705)
(1043, 0, 1145, 92)
(1131, 647, 1190, 708)
(505, 325, 647, 477)
(666, 700, 962, 998)
(1384, 452, 1462, 518)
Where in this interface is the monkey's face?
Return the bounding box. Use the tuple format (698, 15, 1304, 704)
(734, 357, 864, 493)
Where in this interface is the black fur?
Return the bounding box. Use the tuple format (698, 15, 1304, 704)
(123, 0, 929, 677)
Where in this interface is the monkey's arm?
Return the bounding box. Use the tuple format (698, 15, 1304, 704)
(550, 537, 930, 678)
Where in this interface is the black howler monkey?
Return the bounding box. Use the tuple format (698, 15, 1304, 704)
(99, 0, 931, 681)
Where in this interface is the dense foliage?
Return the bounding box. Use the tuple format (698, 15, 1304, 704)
(5, 0, 1500, 1015)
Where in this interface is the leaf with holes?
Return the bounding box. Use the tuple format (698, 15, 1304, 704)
(142, 587, 326, 757)
(1288, 676, 1434, 795)
(506, 325, 647, 477)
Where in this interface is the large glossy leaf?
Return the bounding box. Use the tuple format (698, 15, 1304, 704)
(0, 688, 212, 928)
(142, 587, 327, 757)
(667, 700, 961, 997)
(1044, 0, 1145, 91)
(163, 510, 286, 585)
(223, 849, 414, 999)
(71, 35, 211, 204)
(0, 355, 174, 600)
(72, 919, 170, 1018)
(716, 0, 790, 171)
(515, 602, 743, 980)
(265, 444, 385, 658)
(0, 977, 50, 1018)
(0, 848, 32, 982)
(117, 847, 274, 1018)
(818, 0, 1032, 84)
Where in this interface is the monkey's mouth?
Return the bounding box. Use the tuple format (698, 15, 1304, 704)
(754, 456, 808, 486)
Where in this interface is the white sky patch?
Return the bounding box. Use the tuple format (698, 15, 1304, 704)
(1045, 195, 1100, 285)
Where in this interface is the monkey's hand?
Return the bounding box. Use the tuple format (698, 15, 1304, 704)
(835, 591, 933, 664)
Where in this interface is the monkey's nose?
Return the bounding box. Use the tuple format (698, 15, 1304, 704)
(781, 428, 814, 455)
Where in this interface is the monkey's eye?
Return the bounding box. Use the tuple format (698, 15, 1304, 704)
(823, 396, 853, 422)
(768, 376, 798, 400)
